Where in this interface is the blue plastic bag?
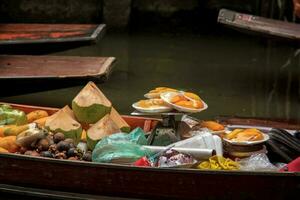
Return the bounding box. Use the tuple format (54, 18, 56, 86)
(92, 127, 150, 164)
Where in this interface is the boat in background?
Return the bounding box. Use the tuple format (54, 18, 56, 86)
(218, 9, 300, 42)
(0, 23, 106, 55)
(0, 55, 116, 96)
(0, 23, 105, 45)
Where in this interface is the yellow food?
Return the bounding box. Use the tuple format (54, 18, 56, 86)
(197, 155, 239, 170)
(26, 110, 49, 123)
(200, 121, 224, 131)
(192, 100, 204, 109)
(137, 99, 167, 108)
(149, 87, 177, 94)
(225, 129, 243, 140)
(0, 147, 9, 153)
(226, 128, 264, 142)
(146, 87, 178, 98)
(0, 136, 19, 153)
(184, 92, 201, 101)
(0, 124, 31, 137)
(81, 129, 87, 142)
(33, 116, 49, 127)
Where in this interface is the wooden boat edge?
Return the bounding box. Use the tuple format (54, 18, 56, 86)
(0, 55, 116, 81)
(217, 9, 300, 41)
(0, 24, 106, 45)
(0, 152, 298, 176)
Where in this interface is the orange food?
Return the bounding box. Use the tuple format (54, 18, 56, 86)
(184, 92, 201, 101)
(26, 110, 49, 123)
(170, 95, 185, 103)
(226, 128, 264, 142)
(175, 100, 194, 108)
(0, 147, 9, 153)
(192, 100, 204, 109)
(0, 136, 19, 153)
(201, 121, 224, 131)
(174, 98, 204, 109)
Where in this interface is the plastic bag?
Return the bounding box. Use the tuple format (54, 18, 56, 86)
(238, 153, 278, 171)
(92, 127, 150, 164)
(0, 104, 27, 126)
(172, 131, 223, 156)
(157, 149, 197, 168)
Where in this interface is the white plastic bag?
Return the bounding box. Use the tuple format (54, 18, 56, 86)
(238, 153, 278, 171)
(173, 131, 223, 156)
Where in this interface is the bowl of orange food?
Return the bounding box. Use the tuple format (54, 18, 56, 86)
(223, 128, 269, 145)
(160, 91, 208, 113)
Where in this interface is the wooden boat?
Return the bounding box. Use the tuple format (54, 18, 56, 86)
(0, 55, 115, 81)
(0, 102, 299, 200)
(0, 24, 106, 45)
(0, 55, 115, 96)
(218, 9, 300, 42)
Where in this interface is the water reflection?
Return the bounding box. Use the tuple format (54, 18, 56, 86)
(1, 30, 299, 121)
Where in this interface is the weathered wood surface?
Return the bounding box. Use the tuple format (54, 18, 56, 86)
(0, 55, 115, 81)
(0, 24, 106, 45)
(0, 184, 136, 200)
(0, 102, 298, 199)
(0, 152, 298, 200)
(218, 9, 300, 41)
(217, 116, 300, 130)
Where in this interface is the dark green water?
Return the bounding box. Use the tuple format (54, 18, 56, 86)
(1, 30, 300, 121)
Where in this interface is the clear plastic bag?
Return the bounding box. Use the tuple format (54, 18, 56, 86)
(92, 127, 150, 164)
(238, 153, 279, 171)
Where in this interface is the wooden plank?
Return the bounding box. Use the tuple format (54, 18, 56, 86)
(0, 151, 298, 200)
(0, 23, 106, 45)
(0, 55, 115, 80)
(217, 116, 300, 130)
(218, 9, 300, 41)
(0, 184, 139, 200)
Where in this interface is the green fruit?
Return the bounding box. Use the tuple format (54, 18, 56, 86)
(87, 114, 120, 150)
(72, 82, 112, 124)
(45, 110, 82, 145)
(0, 104, 27, 125)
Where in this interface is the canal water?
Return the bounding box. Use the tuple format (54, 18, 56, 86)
(1, 27, 300, 121)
